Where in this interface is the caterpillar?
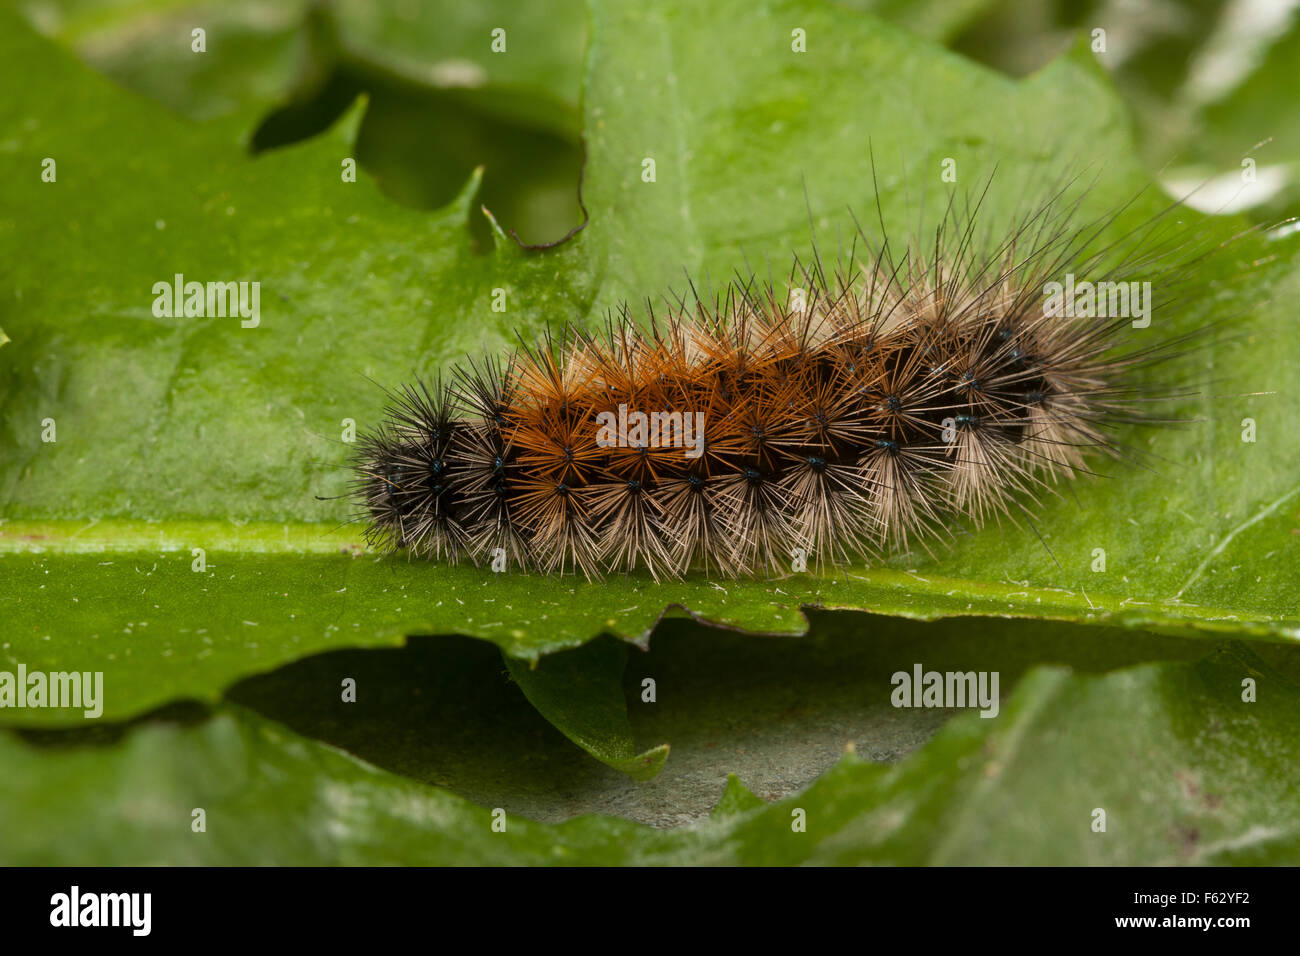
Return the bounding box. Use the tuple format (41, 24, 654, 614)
(352, 180, 1221, 580)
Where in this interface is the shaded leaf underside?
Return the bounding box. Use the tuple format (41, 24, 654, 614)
(4, 646, 1296, 864)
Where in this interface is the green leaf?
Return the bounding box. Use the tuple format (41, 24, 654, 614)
(18, 0, 317, 129)
(326, 0, 586, 110)
(842, 0, 998, 43)
(710, 774, 766, 818)
(503, 639, 669, 781)
(5, 644, 1297, 864)
(251, 0, 589, 245)
(18, 0, 585, 125)
(22, 0, 589, 245)
(3, 0, 1299, 730)
(222, 631, 647, 819)
(138, 607, 1224, 824)
(946, 0, 1300, 221)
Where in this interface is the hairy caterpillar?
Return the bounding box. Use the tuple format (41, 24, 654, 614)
(352, 181, 1222, 580)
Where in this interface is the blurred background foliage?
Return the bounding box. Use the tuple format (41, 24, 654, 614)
(16, 0, 1300, 247)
